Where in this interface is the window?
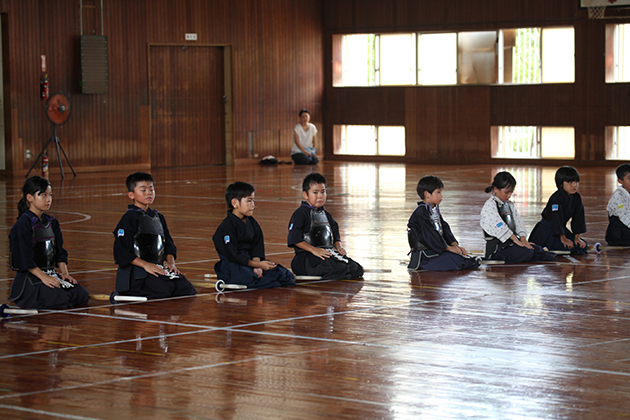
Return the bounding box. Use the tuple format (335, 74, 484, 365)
(333, 125, 406, 156)
(500, 28, 541, 83)
(458, 31, 497, 84)
(541, 28, 575, 83)
(606, 24, 630, 82)
(379, 34, 416, 85)
(605, 126, 630, 159)
(491, 126, 575, 159)
(339, 34, 376, 87)
(418, 33, 457, 85)
(333, 27, 575, 87)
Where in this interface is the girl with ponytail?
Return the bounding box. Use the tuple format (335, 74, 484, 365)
(8, 176, 89, 309)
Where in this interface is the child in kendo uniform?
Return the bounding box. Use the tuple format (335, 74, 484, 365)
(407, 175, 480, 271)
(528, 166, 588, 255)
(605, 163, 630, 246)
(287, 172, 363, 280)
(480, 171, 556, 263)
(112, 172, 196, 299)
(212, 181, 295, 289)
(8, 176, 89, 309)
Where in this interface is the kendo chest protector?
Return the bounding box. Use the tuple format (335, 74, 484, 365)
(133, 212, 166, 264)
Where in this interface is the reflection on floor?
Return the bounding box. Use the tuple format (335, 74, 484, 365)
(0, 162, 628, 418)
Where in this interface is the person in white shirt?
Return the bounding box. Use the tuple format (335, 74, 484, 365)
(291, 109, 319, 165)
(480, 171, 556, 263)
(605, 163, 630, 246)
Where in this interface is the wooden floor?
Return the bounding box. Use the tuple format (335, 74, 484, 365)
(1, 162, 629, 419)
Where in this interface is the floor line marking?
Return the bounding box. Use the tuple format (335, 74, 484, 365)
(0, 348, 327, 401)
(0, 404, 101, 420)
(2, 274, 630, 359)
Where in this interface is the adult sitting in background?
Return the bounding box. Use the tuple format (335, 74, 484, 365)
(291, 109, 319, 165)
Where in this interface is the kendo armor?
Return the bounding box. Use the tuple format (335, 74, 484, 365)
(408, 204, 443, 268)
(498, 201, 517, 233)
(10, 215, 57, 271)
(133, 212, 166, 264)
(484, 200, 517, 257)
(304, 209, 334, 248)
(408, 204, 444, 252)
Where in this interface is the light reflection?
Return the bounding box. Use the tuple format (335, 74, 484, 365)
(521, 277, 546, 316)
(492, 166, 544, 207)
(332, 163, 408, 271)
(565, 271, 574, 296)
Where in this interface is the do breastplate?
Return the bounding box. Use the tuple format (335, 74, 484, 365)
(134, 212, 165, 264)
(32, 217, 57, 269)
(408, 204, 443, 252)
(498, 201, 517, 233)
(304, 209, 334, 248)
(11, 215, 57, 270)
(429, 206, 443, 236)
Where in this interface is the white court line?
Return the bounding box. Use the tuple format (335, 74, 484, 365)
(4, 272, 630, 361)
(54, 211, 92, 224)
(564, 255, 581, 264)
(0, 348, 328, 401)
(61, 229, 113, 235)
(0, 404, 100, 420)
(5, 315, 630, 404)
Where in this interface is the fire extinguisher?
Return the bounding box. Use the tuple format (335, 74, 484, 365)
(40, 74, 49, 100)
(41, 153, 49, 178)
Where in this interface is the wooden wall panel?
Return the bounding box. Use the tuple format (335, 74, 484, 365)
(149, 45, 225, 168)
(326, 0, 579, 33)
(323, 0, 630, 165)
(0, 0, 323, 175)
(405, 86, 490, 164)
(328, 87, 405, 126)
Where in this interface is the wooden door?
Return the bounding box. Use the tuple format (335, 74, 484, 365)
(149, 45, 225, 167)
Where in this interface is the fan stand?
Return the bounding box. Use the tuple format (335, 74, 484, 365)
(26, 92, 76, 180)
(26, 124, 76, 180)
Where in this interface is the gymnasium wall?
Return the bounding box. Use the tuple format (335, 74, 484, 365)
(0, 0, 323, 175)
(322, 0, 630, 165)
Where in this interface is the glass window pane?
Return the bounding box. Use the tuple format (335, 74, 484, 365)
(337, 125, 376, 155)
(341, 34, 375, 86)
(605, 24, 630, 83)
(377, 126, 406, 155)
(418, 33, 457, 85)
(458, 31, 497, 84)
(542, 27, 575, 83)
(607, 126, 630, 159)
(616, 24, 630, 82)
(493, 126, 539, 158)
(541, 127, 575, 158)
(512, 28, 541, 84)
(617, 127, 630, 158)
(380, 34, 416, 85)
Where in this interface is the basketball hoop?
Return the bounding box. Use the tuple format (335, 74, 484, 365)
(584, 0, 617, 19)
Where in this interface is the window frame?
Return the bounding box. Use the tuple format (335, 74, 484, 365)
(333, 26, 575, 87)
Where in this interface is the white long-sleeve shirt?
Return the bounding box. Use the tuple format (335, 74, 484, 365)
(607, 185, 630, 228)
(479, 195, 528, 243)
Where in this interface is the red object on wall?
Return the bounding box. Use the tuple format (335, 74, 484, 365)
(41, 154, 49, 178)
(41, 74, 49, 100)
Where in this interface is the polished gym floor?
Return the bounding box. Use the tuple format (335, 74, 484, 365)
(1, 162, 629, 419)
